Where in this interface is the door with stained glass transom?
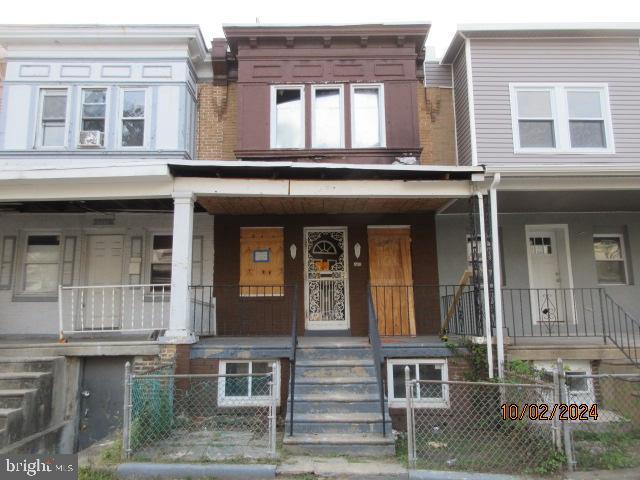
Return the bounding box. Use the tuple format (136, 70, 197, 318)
(304, 227, 350, 331)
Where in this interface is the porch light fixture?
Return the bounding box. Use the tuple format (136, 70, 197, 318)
(290, 244, 297, 260)
(354, 242, 361, 259)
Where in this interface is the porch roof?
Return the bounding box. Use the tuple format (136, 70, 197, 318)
(168, 160, 483, 182)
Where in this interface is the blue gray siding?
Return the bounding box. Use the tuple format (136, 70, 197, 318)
(424, 62, 452, 88)
(452, 45, 472, 166)
(470, 37, 640, 165)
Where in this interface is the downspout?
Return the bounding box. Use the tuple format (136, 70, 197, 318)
(477, 193, 494, 379)
(489, 173, 505, 379)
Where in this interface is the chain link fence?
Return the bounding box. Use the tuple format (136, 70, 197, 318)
(562, 371, 640, 471)
(404, 362, 640, 474)
(122, 362, 277, 462)
(404, 371, 558, 474)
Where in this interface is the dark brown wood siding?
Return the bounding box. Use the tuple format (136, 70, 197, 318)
(213, 214, 440, 336)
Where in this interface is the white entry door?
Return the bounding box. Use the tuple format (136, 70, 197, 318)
(85, 235, 125, 329)
(304, 227, 350, 331)
(526, 229, 573, 324)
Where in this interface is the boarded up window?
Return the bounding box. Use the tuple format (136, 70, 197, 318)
(239, 228, 284, 296)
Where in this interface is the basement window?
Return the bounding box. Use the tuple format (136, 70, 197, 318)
(217, 360, 280, 406)
(387, 359, 449, 408)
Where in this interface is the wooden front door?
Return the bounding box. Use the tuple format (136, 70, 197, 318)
(368, 227, 416, 336)
(85, 235, 124, 329)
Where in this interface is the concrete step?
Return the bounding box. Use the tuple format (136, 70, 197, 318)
(296, 346, 373, 362)
(297, 364, 377, 379)
(289, 398, 387, 415)
(0, 389, 38, 409)
(282, 433, 395, 456)
(285, 412, 391, 435)
(0, 372, 51, 390)
(293, 377, 379, 396)
(0, 357, 61, 373)
(295, 359, 375, 367)
(0, 407, 25, 447)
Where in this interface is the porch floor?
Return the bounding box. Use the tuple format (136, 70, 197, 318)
(191, 335, 456, 360)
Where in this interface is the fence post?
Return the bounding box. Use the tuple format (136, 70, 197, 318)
(58, 285, 65, 341)
(551, 367, 562, 450)
(122, 361, 132, 460)
(405, 366, 415, 468)
(269, 362, 278, 459)
(557, 358, 574, 472)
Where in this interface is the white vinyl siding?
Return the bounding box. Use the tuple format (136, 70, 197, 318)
(471, 37, 638, 164)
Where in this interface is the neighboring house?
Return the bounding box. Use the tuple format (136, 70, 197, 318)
(0, 21, 638, 456)
(437, 24, 640, 391)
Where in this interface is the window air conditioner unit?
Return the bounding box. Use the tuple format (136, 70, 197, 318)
(78, 130, 103, 147)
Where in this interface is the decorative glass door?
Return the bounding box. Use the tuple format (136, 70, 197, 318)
(304, 228, 350, 330)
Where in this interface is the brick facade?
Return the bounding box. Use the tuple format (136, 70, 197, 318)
(196, 83, 237, 160)
(417, 84, 457, 166)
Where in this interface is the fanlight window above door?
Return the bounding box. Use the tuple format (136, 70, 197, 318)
(312, 240, 338, 256)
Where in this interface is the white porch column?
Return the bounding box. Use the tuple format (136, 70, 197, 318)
(161, 191, 197, 344)
(477, 193, 494, 379)
(489, 175, 505, 379)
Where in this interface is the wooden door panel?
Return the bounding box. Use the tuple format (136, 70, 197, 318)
(368, 228, 415, 336)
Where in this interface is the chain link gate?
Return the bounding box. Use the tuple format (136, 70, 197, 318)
(122, 362, 278, 461)
(404, 366, 559, 474)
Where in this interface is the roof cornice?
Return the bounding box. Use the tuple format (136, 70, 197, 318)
(0, 24, 209, 59)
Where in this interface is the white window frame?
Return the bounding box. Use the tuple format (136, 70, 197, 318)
(593, 233, 629, 286)
(117, 87, 149, 149)
(217, 360, 280, 407)
(509, 83, 614, 154)
(387, 358, 449, 408)
(35, 88, 70, 149)
(350, 83, 386, 148)
(77, 87, 109, 148)
(270, 85, 305, 149)
(311, 84, 344, 149)
(17, 232, 65, 297)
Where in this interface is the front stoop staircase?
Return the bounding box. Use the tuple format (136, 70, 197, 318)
(0, 357, 59, 449)
(283, 342, 394, 456)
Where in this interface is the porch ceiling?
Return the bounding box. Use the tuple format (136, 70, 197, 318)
(198, 196, 450, 215)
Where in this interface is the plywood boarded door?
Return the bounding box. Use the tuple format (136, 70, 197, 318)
(239, 227, 284, 295)
(368, 227, 416, 336)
